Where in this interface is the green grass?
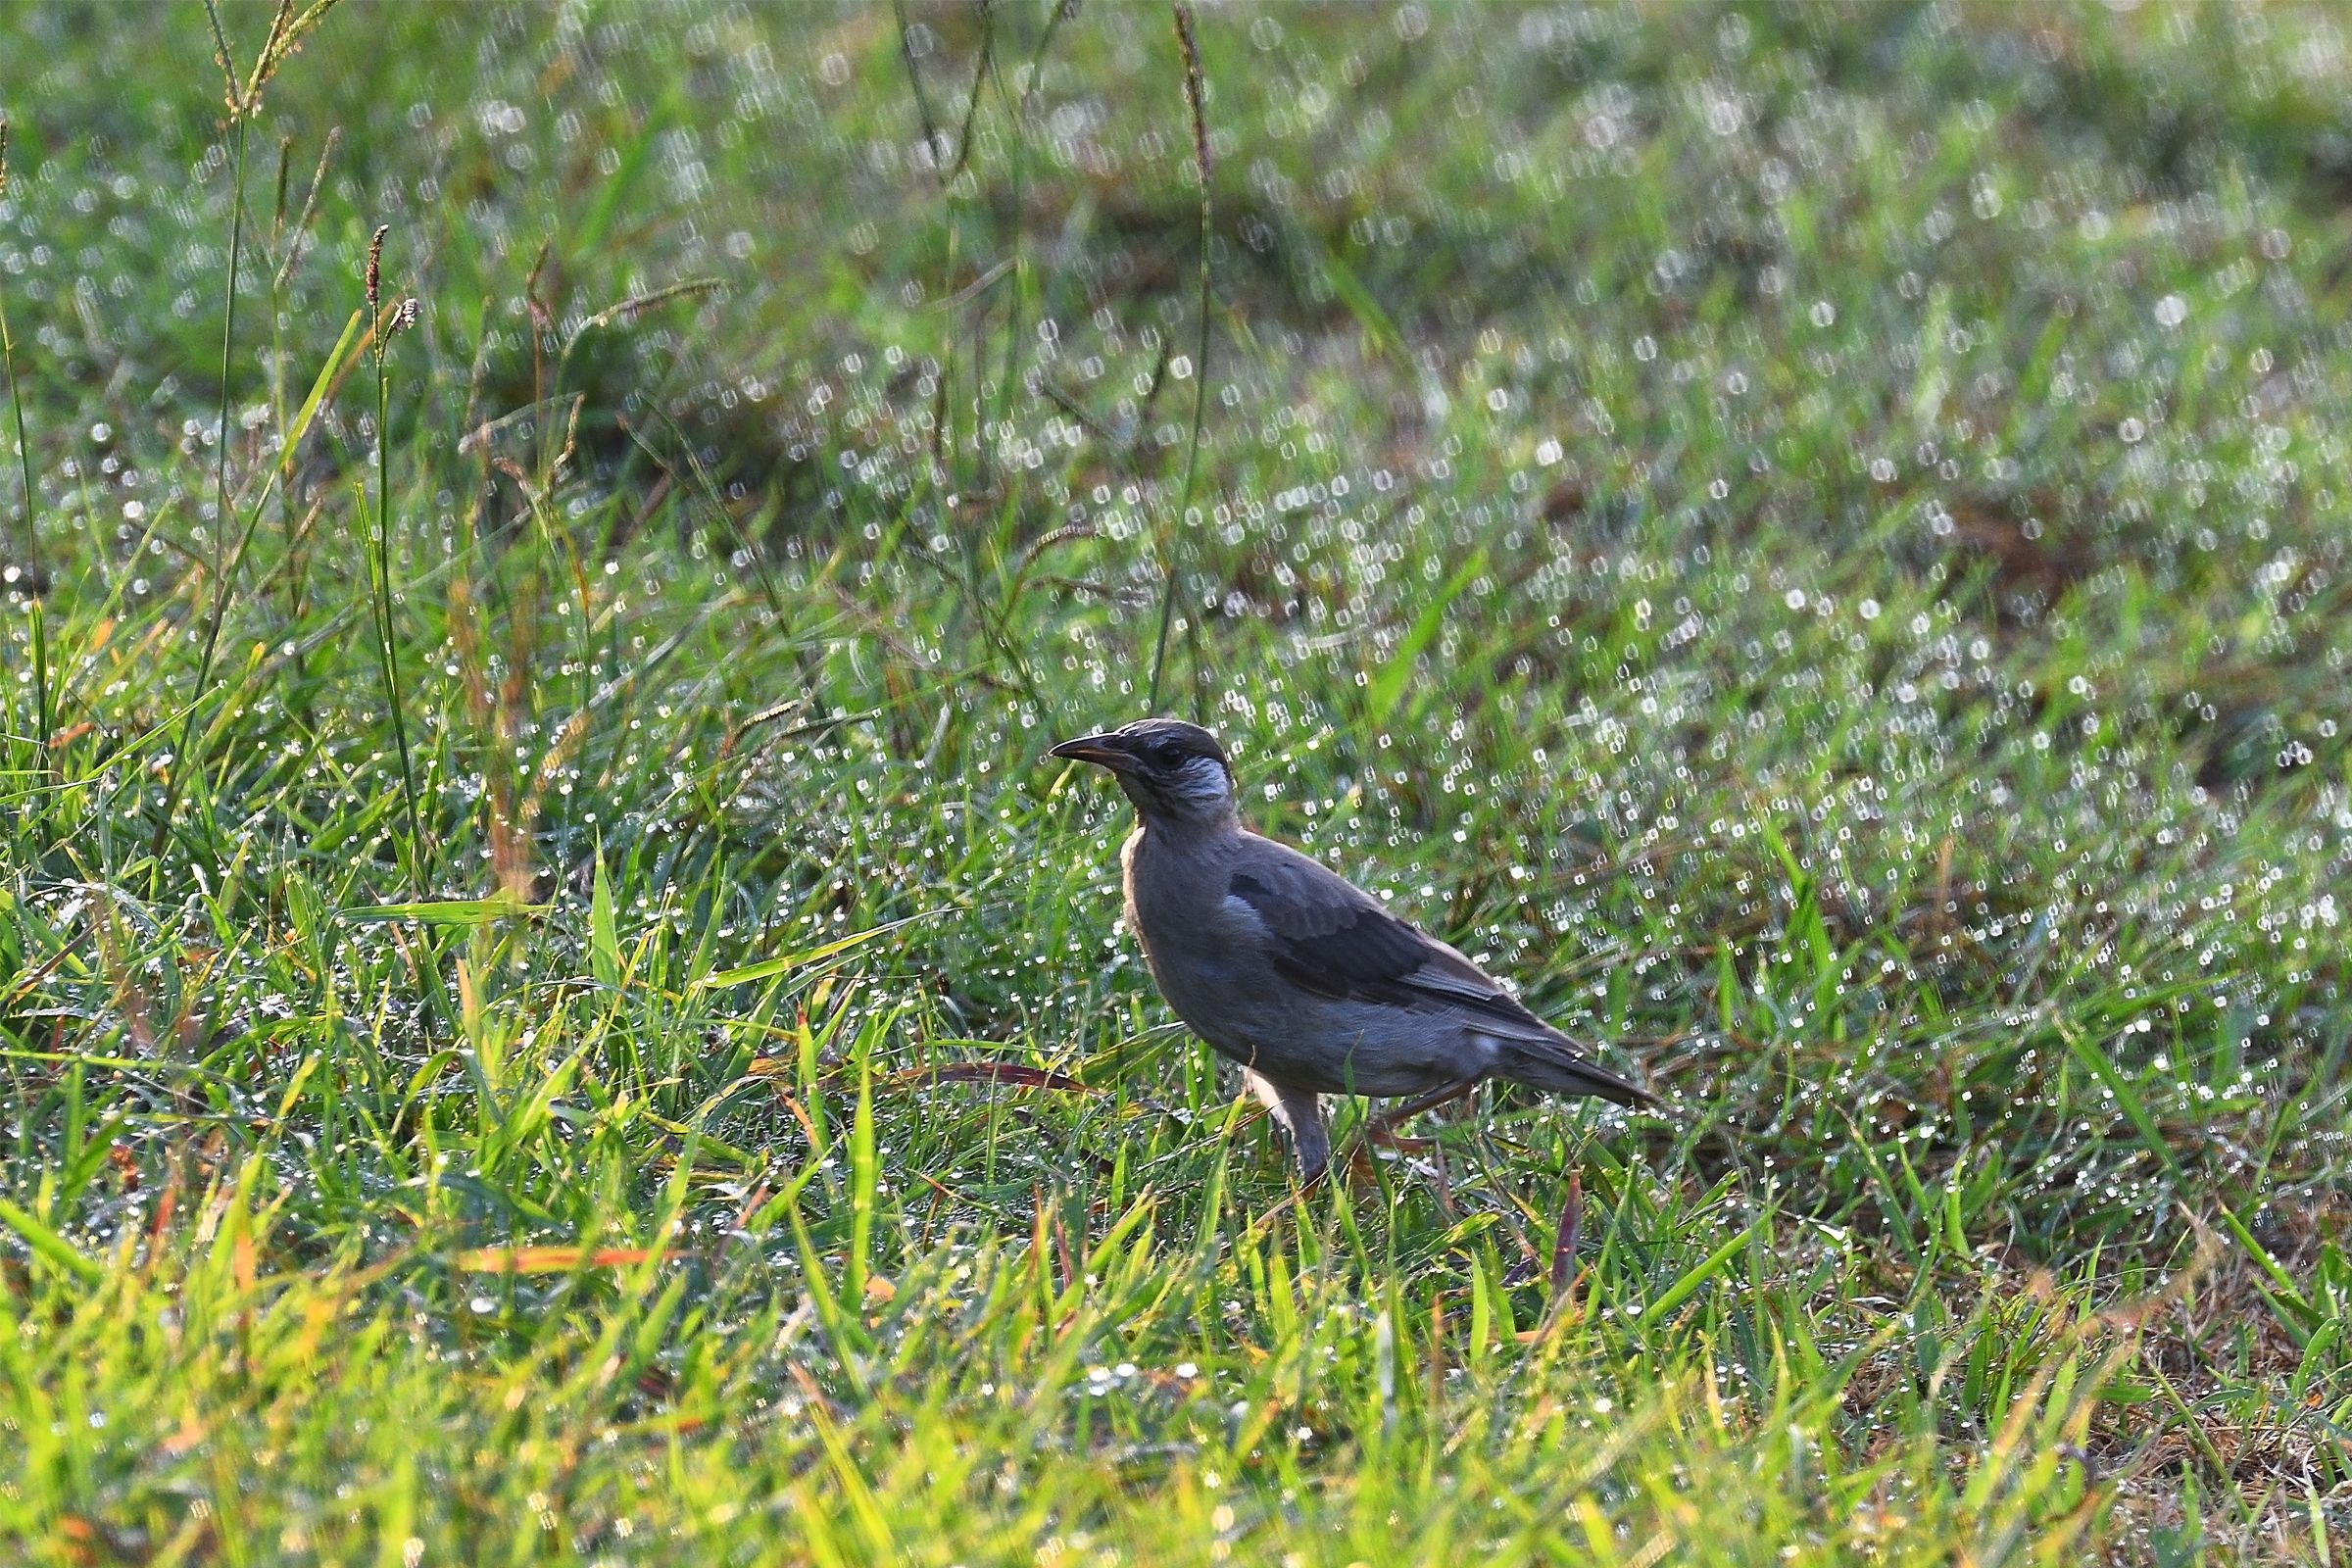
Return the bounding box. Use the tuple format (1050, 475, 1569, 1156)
(2, 2, 2349, 1561)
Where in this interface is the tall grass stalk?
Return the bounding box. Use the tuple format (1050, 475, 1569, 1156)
(268, 135, 294, 432)
(149, 104, 250, 865)
(367, 224, 422, 872)
(1147, 2, 1213, 715)
(150, 0, 345, 868)
(272, 127, 339, 662)
(0, 116, 51, 775)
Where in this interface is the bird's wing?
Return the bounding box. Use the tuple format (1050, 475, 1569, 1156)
(1223, 833, 1553, 1036)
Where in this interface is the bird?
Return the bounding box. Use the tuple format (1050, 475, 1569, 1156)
(1049, 717, 1654, 1179)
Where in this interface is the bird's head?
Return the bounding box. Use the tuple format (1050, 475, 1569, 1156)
(1049, 717, 1236, 829)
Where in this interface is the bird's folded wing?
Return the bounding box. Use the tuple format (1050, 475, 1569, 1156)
(1224, 840, 1552, 1035)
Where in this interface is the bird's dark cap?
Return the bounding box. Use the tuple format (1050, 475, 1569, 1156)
(1048, 717, 1229, 772)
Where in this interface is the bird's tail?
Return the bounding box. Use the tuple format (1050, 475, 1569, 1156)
(1486, 1032, 1656, 1109)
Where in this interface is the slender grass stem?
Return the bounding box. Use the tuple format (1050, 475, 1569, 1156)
(368, 227, 421, 876)
(273, 128, 339, 675)
(150, 110, 251, 867)
(1148, 3, 1214, 715)
(0, 119, 49, 781)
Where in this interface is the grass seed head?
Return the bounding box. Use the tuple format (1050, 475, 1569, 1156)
(1172, 3, 1209, 182)
(366, 223, 388, 314)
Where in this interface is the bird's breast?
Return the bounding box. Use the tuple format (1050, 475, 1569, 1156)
(1120, 831, 1264, 1035)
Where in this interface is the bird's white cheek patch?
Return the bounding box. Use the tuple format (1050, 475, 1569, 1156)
(1173, 759, 1233, 808)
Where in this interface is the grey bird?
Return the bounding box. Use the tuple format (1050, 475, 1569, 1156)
(1050, 718, 1653, 1179)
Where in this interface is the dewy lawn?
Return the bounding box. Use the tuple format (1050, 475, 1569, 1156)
(1, 5, 2347, 1563)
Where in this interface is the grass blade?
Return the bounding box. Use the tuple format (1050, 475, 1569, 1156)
(0, 1197, 102, 1284)
(694, 909, 946, 989)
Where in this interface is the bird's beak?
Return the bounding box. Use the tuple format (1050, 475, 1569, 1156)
(1048, 733, 1139, 772)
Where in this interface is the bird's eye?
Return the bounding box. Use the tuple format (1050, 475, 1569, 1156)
(1152, 743, 1186, 767)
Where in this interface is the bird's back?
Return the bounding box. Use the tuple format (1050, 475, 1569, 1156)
(1216, 830, 1653, 1106)
(1224, 829, 1550, 1030)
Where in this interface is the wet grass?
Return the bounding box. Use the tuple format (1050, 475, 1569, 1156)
(2, 2, 2349, 1562)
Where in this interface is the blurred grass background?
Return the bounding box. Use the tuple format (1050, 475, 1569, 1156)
(1, 2, 2349, 1561)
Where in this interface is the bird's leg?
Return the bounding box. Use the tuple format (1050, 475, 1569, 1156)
(1244, 1069, 1329, 1182)
(1367, 1077, 1482, 1151)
